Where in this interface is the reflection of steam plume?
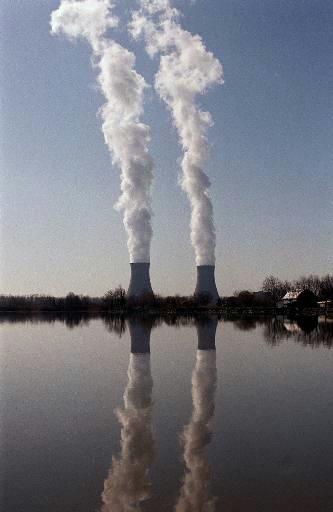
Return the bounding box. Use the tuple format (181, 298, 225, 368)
(130, 1, 223, 266)
(175, 320, 217, 512)
(51, 1, 154, 263)
(101, 320, 154, 511)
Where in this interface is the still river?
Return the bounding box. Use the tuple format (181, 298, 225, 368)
(1, 315, 333, 511)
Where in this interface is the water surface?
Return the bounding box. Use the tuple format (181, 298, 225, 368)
(1, 316, 333, 511)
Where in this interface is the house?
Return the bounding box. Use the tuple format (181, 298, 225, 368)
(281, 290, 303, 306)
(279, 289, 318, 309)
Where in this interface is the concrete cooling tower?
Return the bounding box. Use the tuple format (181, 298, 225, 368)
(127, 263, 154, 298)
(194, 265, 219, 302)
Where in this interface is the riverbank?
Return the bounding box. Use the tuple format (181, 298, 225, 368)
(1, 305, 332, 319)
(1, 291, 332, 319)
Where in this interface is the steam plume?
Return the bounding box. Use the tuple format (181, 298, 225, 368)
(102, 353, 154, 510)
(175, 350, 217, 512)
(130, 1, 223, 265)
(51, 0, 154, 262)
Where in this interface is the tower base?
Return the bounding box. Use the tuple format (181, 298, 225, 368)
(194, 265, 219, 302)
(127, 262, 153, 298)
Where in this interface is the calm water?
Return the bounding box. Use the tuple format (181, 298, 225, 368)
(1, 315, 333, 511)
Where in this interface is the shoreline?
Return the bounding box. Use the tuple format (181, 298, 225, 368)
(0, 306, 331, 318)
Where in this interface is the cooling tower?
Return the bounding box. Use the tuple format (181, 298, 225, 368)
(196, 317, 218, 351)
(127, 262, 153, 298)
(194, 265, 219, 302)
(128, 317, 151, 354)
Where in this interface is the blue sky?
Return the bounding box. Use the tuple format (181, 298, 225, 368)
(1, 0, 332, 296)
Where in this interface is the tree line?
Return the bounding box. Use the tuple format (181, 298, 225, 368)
(0, 286, 220, 313)
(220, 273, 333, 308)
(261, 273, 333, 303)
(0, 273, 332, 312)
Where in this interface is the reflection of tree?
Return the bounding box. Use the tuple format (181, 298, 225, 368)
(294, 319, 333, 348)
(0, 311, 92, 327)
(102, 315, 127, 337)
(233, 317, 257, 331)
(101, 333, 154, 510)
(263, 318, 288, 346)
(0, 311, 215, 332)
(175, 349, 217, 512)
(163, 315, 196, 328)
(63, 313, 90, 329)
(263, 318, 333, 348)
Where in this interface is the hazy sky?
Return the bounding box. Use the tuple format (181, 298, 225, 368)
(1, 0, 332, 296)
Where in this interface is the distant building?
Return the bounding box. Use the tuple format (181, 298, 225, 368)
(279, 289, 318, 309)
(281, 290, 303, 306)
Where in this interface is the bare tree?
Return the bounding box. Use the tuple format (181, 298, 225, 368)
(319, 274, 333, 300)
(262, 276, 287, 304)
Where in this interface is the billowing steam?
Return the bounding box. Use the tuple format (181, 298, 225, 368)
(102, 353, 154, 511)
(175, 350, 217, 512)
(130, 0, 223, 265)
(51, 0, 154, 263)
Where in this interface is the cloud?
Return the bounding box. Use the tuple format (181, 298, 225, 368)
(51, 0, 154, 263)
(130, 1, 223, 265)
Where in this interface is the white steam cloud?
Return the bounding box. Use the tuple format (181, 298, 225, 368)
(130, 0, 223, 265)
(175, 350, 217, 512)
(102, 353, 154, 511)
(51, 0, 154, 263)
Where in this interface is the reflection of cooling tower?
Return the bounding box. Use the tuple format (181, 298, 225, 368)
(101, 320, 154, 511)
(175, 329, 217, 512)
(128, 318, 151, 354)
(127, 263, 153, 298)
(196, 318, 218, 351)
(194, 265, 219, 302)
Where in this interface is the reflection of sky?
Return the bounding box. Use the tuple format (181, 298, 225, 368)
(1, 1, 333, 296)
(1, 320, 333, 511)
